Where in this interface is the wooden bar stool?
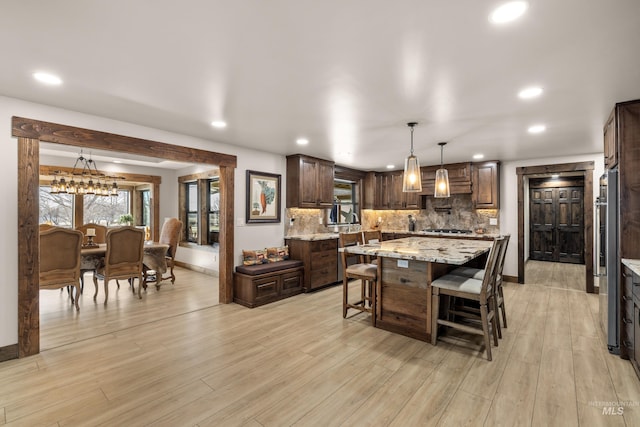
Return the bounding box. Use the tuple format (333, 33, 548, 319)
(339, 232, 377, 325)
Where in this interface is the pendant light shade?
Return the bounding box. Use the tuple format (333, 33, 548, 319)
(434, 142, 450, 198)
(402, 122, 422, 192)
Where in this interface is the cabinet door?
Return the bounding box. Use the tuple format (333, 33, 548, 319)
(634, 302, 640, 372)
(472, 161, 500, 209)
(300, 157, 319, 207)
(316, 160, 335, 207)
(388, 171, 404, 209)
(375, 174, 389, 209)
(604, 109, 617, 169)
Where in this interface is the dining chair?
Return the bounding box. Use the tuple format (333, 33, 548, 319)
(158, 218, 182, 284)
(93, 226, 145, 303)
(75, 223, 108, 293)
(39, 227, 83, 311)
(448, 234, 511, 337)
(430, 236, 504, 361)
(39, 223, 55, 232)
(339, 232, 377, 325)
(361, 230, 382, 265)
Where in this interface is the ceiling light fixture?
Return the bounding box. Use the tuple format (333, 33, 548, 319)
(518, 86, 543, 99)
(528, 124, 546, 134)
(33, 72, 62, 86)
(435, 142, 450, 198)
(386, 164, 395, 169)
(211, 120, 227, 128)
(402, 122, 422, 193)
(473, 154, 485, 160)
(296, 138, 309, 145)
(50, 150, 121, 197)
(489, 1, 529, 24)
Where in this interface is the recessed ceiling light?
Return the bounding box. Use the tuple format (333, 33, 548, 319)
(296, 138, 309, 145)
(489, 1, 528, 24)
(386, 164, 395, 169)
(113, 160, 122, 164)
(518, 86, 543, 99)
(528, 124, 546, 134)
(551, 174, 559, 179)
(211, 121, 227, 128)
(33, 72, 62, 86)
(473, 154, 485, 160)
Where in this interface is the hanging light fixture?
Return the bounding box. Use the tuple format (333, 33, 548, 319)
(434, 142, 450, 198)
(402, 122, 422, 192)
(49, 151, 121, 197)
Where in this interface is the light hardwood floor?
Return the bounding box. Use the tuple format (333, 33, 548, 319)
(1, 262, 638, 426)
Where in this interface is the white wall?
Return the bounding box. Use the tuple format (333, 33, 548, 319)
(0, 95, 287, 348)
(500, 153, 605, 279)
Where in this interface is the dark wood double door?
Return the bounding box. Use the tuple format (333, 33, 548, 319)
(530, 178, 584, 264)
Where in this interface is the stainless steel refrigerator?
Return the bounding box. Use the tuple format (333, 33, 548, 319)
(595, 168, 619, 354)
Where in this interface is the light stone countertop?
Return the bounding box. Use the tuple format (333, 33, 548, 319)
(340, 236, 492, 264)
(622, 258, 640, 276)
(382, 229, 500, 239)
(285, 233, 339, 241)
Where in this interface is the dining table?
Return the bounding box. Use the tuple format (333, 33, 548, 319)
(80, 242, 170, 290)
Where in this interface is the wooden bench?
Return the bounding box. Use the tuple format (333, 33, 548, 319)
(233, 259, 304, 308)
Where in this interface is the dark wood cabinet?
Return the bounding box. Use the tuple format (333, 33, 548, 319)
(285, 238, 339, 291)
(604, 108, 618, 169)
(368, 171, 420, 210)
(623, 265, 640, 377)
(421, 162, 472, 196)
(472, 161, 500, 209)
(286, 154, 335, 208)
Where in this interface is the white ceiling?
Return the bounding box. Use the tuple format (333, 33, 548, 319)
(2, 0, 640, 170)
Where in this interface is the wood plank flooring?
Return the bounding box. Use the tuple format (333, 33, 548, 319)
(0, 261, 638, 426)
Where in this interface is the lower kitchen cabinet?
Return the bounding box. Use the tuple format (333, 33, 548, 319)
(285, 238, 339, 291)
(623, 264, 640, 379)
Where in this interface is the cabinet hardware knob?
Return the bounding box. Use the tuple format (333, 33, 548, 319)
(623, 295, 632, 301)
(624, 318, 632, 324)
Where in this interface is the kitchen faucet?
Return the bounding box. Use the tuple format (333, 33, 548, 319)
(347, 212, 359, 232)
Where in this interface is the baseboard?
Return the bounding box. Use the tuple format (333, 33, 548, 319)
(0, 344, 18, 362)
(503, 275, 519, 283)
(174, 261, 218, 277)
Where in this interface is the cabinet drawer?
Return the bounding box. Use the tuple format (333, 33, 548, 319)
(254, 277, 279, 301)
(311, 250, 337, 269)
(310, 267, 337, 288)
(281, 270, 303, 295)
(309, 239, 337, 252)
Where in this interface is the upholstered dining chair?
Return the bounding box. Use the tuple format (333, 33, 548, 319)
(158, 218, 182, 284)
(75, 223, 108, 292)
(430, 236, 505, 361)
(39, 227, 83, 311)
(93, 226, 145, 303)
(449, 234, 511, 337)
(339, 232, 377, 325)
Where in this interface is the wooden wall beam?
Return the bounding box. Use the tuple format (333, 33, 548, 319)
(17, 137, 40, 357)
(12, 116, 237, 168)
(219, 165, 234, 303)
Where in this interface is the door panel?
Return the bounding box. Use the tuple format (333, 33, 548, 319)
(530, 184, 584, 264)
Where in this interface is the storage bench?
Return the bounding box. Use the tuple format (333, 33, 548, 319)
(233, 259, 304, 308)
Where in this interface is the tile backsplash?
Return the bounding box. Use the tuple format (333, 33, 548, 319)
(285, 194, 499, 236)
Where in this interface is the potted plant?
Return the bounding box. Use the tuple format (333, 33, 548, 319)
(118, 213, 134, 226)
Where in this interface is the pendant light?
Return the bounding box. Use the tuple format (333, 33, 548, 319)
(402, 122, 422, 192)
(434, 142, 450, 198)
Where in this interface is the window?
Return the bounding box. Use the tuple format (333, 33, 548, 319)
(208, 178, 220, 244)
(186, 181, 198, 242)
(39, 186, 74, 227)
(329, 179, 359, 224)
(140, 190, 151, 226)
(83, 190, 130, 226)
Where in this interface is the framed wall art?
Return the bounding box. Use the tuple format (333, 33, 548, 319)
(246, 170, 281, 223)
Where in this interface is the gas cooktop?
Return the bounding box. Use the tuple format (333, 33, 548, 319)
(422, 228, 473, 234)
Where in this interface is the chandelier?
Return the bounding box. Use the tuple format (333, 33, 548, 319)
(49, 151, 121, 197)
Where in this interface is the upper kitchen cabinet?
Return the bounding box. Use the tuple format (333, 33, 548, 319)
(604, 108, 618, 169)
(286, 154, 335, 208)
(472, 161, 500, 209)
(364, 171, 420, 210)
(421, 162, 472, 196)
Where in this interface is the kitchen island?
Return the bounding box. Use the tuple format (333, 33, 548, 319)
(342, 236, 492, 342)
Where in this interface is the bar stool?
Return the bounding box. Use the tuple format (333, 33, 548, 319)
(339, 232, 377, 325)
